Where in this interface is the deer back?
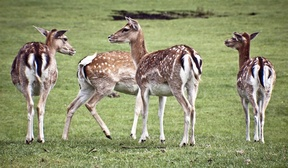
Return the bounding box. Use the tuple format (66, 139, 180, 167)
(78, 51, 138, 95)
(136, 45, 202, 83)
(135, 45, 202, 96)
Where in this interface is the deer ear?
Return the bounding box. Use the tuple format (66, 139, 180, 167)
(250, 32, 259, 40)
(54, 30, 67, 38)
(125, 16, 130, 21)
(126, 17, 139, 31)
(234, 32, 243, 42)
(131, 21, 139, 30)
(34, 26, 49, 37)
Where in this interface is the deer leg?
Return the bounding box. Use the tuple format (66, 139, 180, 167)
(189, 106, 196, 146)
(186, 82, 199, 146)
(172, 88, 192, 147)
(170, 83, 193, 147)
(249, 93, 260, 142)
(36, 86, 52, 143)
(23, 87, 35, 144)
(241, 98, 250, 141)
(178, 96, 192, 147)
(258, 99, 264, 143)
(130, 90, 142, 139)
(85, 92, 112, 139)
(258, 95, 270, 144)
(158, 96, 167, 143)
(62, 88, 94, 140)
(187, 91, 196, 147)
(139, 88, 150, 143)
(254, 110, 260, 142)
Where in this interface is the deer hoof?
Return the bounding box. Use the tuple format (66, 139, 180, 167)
(106, 135, 112, 140)
(130, 134, 137, 140)
(179, 142, 187, 147)
(25, 138, 33, 144)
(37, 139, 45, 143)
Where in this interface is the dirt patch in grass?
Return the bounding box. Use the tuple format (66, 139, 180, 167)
(110, 9, 259, 20)
(111, 8, 215, 20)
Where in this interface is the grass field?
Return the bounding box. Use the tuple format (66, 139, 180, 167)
(0, 0, 287, 167)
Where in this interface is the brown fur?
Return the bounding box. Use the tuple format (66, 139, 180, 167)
(11, 27, 75, 144)
(62, 51, 140, 140)
(225, 32, 276, 143)
(109, 17, 202, 146)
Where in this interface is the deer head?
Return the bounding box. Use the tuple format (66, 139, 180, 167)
(108, 17, 141, 43)
(34, 26, 76, 56)
(224, 32, 259, 50)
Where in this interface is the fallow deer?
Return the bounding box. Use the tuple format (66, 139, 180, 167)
(108, 17, 202, 147)
(11, 26, 76, 144)
(62, 51, 142, 140)
(224, 32, 276, 143)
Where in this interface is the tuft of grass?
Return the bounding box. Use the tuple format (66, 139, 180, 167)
(0, 0, 287, 167)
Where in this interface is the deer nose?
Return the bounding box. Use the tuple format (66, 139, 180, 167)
(69, 48, 76, 55)
(71, 49, 76, 55)
(108, 35, 114, 42)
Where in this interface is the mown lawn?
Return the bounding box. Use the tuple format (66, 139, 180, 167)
(0, 0, 287, 167)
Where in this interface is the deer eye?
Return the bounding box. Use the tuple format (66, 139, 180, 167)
(122, 28, 129, 32)
(63, 38, 68, 41)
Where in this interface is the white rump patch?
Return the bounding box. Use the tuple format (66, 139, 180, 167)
(194, 54, 201, 64)
(191, 53, 202, 76)
(25, 66, 36, 84)
(41, 53, 49, 78)
(263, 65, 273, 88)
(27, 53, 34, 67)
(252, 64, 260, 77)
(78, 53, 97, 86)
(249, 64, 259, 86)
(26, 53, 38, 81)
(79, 52, 97, 66)
(179, 54, 191, 83)
(41, 53, 48, 70)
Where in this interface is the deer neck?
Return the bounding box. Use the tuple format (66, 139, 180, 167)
(238, 43, 250, 69)
(46, 40, 57, 58)
(48, 47, 57, 57)
(129, 31, 148, 66)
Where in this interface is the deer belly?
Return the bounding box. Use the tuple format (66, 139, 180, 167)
(148, 83, 173, 96)
(114, 82, 139, 95)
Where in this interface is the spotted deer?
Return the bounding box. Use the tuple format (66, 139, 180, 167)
(62, 51, 142, 140)
(224, 32, 276, 143)
(108, 17, 202, 147)
(11, 26, 76, 144)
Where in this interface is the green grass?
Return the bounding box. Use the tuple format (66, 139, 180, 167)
(0, 0, 287, 167)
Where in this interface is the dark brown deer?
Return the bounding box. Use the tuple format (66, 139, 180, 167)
(11, 26, 76, 144)
(224, 32, 276, 143)
(108, 17, 202, 146)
